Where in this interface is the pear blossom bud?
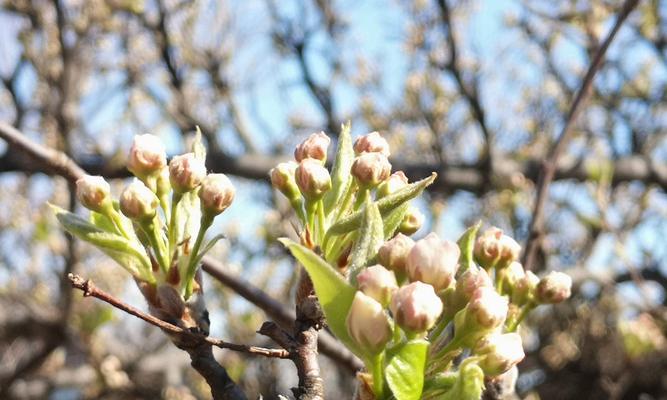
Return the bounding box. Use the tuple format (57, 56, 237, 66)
(443, 266, 493, 319)
(406, 233, 459, 291)
(511, 271, 539, 306)
(535, 271, 572, 304)
(378, 234, 415, 275)
(354, 131, 390, 157)
(474, 227, 521, 269)
(351, 152, 391, 187)
(295, 159, 331, 200)
(498, 235, 521, 265)
(169, 153, 207, 193)
(474, 332, 525, 376)
(199, 174, 235, 215)
(398, 206, 424, 235)
(127, 134, 167, 177)
(504, 262, 525, 288)
(465, 287, 508, 330)
(294, 131, 330, 163)
(156, 166, 171, 197)
(120, 180, 159, 221)
(357, 265, 398, 307)
(390, 281, 443, 333)
(346, 291, 392, 354)
(76, 175, 111, 213)
(377, 171, 408, 198)
(270, 161, 300, 200)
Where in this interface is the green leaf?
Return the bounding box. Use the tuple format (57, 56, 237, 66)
(385, 339, 429, 400)
(279, 238, 362, 356)
(323, 122, 354, 215)
(329, 173, 437, 235)
(348, 201, 384, 284)
(441, 359, 485, 400)
(190, 234, 225, 268)
(456, 221, 481, 274)
(383, 202, 409, 240)
(89, 211, 117, 234)
(192, 126, 207, 160)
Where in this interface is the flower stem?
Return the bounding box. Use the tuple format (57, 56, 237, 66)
(168, 192, 183, 253)
(507, 302, 535, 332)
(140, 218, 170, 274)
(371, 352, 385, 399)
(184, 212, 214, 299)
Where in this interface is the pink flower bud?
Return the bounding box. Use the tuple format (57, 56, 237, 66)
(346, 291, 392, 354)
(377, 171, 408, 198)
(357, 265, 398, 307)
(455, 265, 493, 303)
(353, 131, 390, 157)
(474, 332, 525, 376)
(169, 153, 207, 194)
(199, 174, 235, 215)
(295, 159, 332, 200)
(294, 131, 330, 163)
(270, 161, 300, 200)
(120, 179, 159, 221)
(127, 134, 167, 177)
(466, 287, 508, 329)
(406, 233, 459, 291)
(378, 233, 415, 275)
(398, 206, 424, 235)
(511, 270, 539, 306)
(76, 175, 111, 212)
(351, 152, 391, 187)
(390, 281, 443, 333)
(499, 235, 521, 265)
(535, 271, 572, 304)
(474, 227, 521, 269)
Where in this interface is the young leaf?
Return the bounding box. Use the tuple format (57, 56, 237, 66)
(440, 359, 485, 400)
(279, 238, 363, 357)
(382, 202, 409, 240)
(385, 339, 429, 400)
(348, 201, 384, 284)
(323, 122, 354, 215)
(456, 220, 481, 274)
(89, 211, 118, 234)
(190, 234, 225, 269)
(329, 173, 437, 235)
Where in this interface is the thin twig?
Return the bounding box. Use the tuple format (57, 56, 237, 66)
(522, 0, 640, 271)
(68, 273, 290, 359)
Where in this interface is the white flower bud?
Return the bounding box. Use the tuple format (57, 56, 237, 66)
(535, 271, 572, 304)
(199, 174, 235, 215)
(357, 265, 398, 307)
(474, 332, 525, 376)
(390, 281, 443, 333)
(511, 270, 539, 306)
(295, 159, 332, 200)
(270, 161, 300, 200)
(347, 291, 392, 354)
(76, 175, 111, 213)
(443, 266, 493, 319)
(127, 134, 167, 177)
(377, 171, 408, 198)
(169, 153, 207, 193)
(498, 235, 521, 265)
(474, 227, 521, 269)
(465, 287, 508, 330)
(351, 152, 391, 187)
(378, 234, 415, 276)
(406, 233, 459, 291)
(353, 131, 390, 157)
(294, 131, 330, 163)
(120, 179, 159, 221)
(398, 206, 424, 235)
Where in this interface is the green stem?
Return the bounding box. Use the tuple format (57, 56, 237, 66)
(184, 213, 214, 299)
(428, 314, 452, 344)
(316, 200, 326, 245)
(168, 192, 183, 253)
(353, 188, 370, 211)
(507, 303, 535, 332)
(305, 199, 318, 241)
(371, 352, 385, 399)
(140, 218, 169, 274)
(289, 197, 307, 225)
(108, 209, 132, 239)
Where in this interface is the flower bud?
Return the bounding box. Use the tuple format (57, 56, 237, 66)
(390, 281, 443, 333)
(346, 291, 392, 354)
(120, 179, 159, 221)
(511, 270, 539, 306)
(353, 131, 390, 157)
(199, 174, 235, 215)
(377, 171, 408, 198)
(504, 262, 525, 288)
(498, 235, 521, 266)
(76, 175, 111, 213)
(406, 233, 459, 291)
(156, 166, 171, 197)
(535, 271, 572, 304)
(474, 227, 521, 269)
(295, 159, 332, 200)
(378, 234, 414, 276)
(127, 134, 167, 177)
(398, 206, 424, 235)
(474, 332, 525, 376)
(351, 152, 391, 188)
(294, 131, 330, 163)
(357, 265, 398, 307)
(464, 287, 508, 330)
(444, 265, 493, 318)
(169, 153, 207, 194)
(270, 161, 300, 200)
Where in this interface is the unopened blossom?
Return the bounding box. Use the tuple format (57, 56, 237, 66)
(199, 174, 235, 215)
(294, 131, 330, 163)
(406, 232, 459, 291)
(465, 287, 509, 330)
(455, 266, 493, 302)
(353, 131, 390, 157)
(351, 152, 391, 188)
(474, 227, 521, 269)
(347, 291, 392, 354)
(295, 159, 331, 200)
(504, 262, 526, 287)
(76, 175, 111, 213)
(398, 206, 424, 235)
(169, 153, 207, 193)
(120, 179, 159, 221)
(390, 281, 443, 333)
(357, 265, 398, 307)
(127, 134, 167, 177)
(378, 233, 415, 276)
(270, 161, 300, 200)
(511, 270, 539, 306)
(475, 332, 525, 376)
(377, 171, 408, 198)
(535, 271, 572, 304)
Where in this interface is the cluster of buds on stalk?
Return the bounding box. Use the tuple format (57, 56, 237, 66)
(55, 132, 235, 336)
(275, 124, 574, 400)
